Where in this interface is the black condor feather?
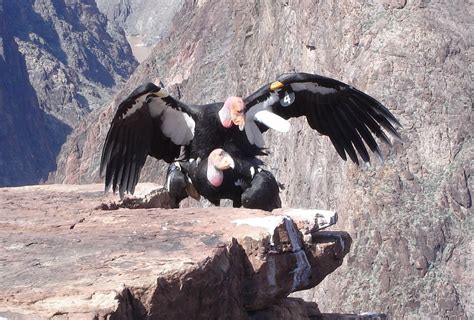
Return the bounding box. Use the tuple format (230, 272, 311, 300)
(167, 155, 280, 211)
(188, 103, 266, 160)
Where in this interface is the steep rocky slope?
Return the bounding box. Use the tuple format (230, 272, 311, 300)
(52, 0, 473, 318)
(95, 0, 184, 45)
(0, 0, 59, 186)
(95, 0, 184, 62)
(0, 0, 137, 186)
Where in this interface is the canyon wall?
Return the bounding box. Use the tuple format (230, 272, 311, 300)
(0, 0, 137, 186)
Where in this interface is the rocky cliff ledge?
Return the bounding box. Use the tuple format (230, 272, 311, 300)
(0, 184, 387, 319)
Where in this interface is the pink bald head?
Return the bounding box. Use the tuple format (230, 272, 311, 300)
(219, 97, 246, 130)
(207, 149, 235, 187)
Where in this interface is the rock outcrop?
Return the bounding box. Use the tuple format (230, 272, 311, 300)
(0, 0, 137, 187)
(50, 0, 472, 318)
(95, 0, 183, 45)
(95, 0, 184, 62)
(0, 184, 351, 319)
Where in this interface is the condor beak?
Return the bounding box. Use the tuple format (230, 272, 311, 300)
(222, 154, 235, 169)
(270, 81, 284, 91)
(232, 116, 245, 131)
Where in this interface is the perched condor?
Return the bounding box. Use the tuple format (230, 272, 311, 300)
(100, 72, 401, 204)
(166, 149, 281, 210)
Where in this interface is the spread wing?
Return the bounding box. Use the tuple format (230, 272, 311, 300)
(243, 72, 402, 164)
(100, 82, 197, 197)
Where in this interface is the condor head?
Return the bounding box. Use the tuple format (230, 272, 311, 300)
(219, 96, 246, 130)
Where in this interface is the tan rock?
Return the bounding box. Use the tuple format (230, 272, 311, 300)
(0, 184, 350, 319)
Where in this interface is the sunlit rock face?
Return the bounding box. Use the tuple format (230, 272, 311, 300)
(95, 0, 184, 61)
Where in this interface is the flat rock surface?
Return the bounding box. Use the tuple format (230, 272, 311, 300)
(0, 184, 350, 319)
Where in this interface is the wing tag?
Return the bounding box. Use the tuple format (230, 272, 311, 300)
(279, 89, 295, 107)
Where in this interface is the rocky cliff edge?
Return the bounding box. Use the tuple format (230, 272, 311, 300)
(0, 184, 388, 319)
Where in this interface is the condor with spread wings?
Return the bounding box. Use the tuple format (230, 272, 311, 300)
(100, 72, 401, 199)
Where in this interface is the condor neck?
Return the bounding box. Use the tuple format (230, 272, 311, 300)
(207, 163, 224, 187)
(218, 106, 232, 128)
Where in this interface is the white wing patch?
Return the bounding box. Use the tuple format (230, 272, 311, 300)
(291, 82, 337, 95)
(148, 96, 195, 145)
(244, 93, 290, 147)
(254, 110, 290, 132)
(161, 108, 195, 145)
